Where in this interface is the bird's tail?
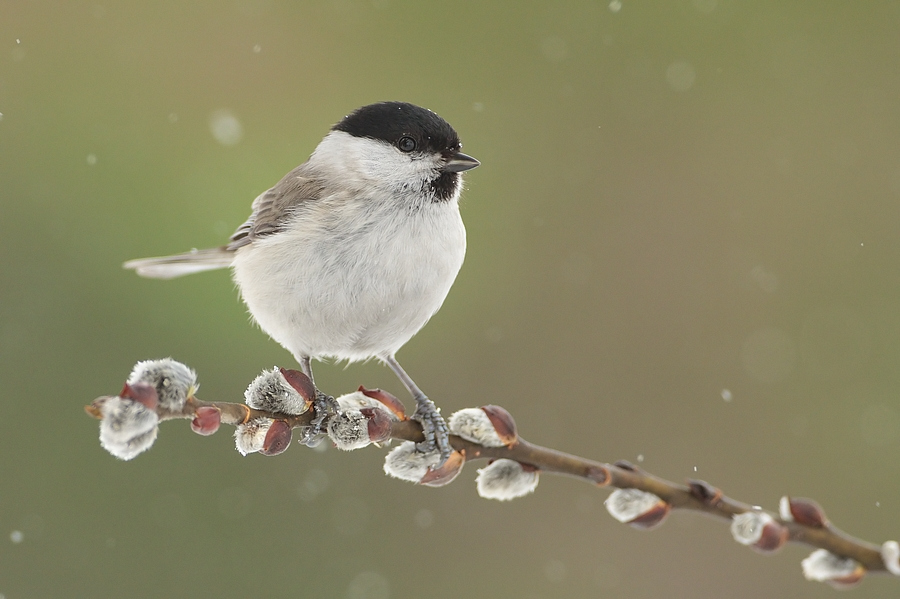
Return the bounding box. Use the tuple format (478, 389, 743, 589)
(123, 247, 234, 279)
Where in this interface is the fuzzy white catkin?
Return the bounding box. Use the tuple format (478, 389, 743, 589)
(801, 549, 860, 582)
(234, 418, 272, 455)
(244, 368, 309, 415)
(383, 441, 441, 482)
(101, 426, 158, 461)
(881, 541, 900, 576)
(731, 511, 774, 546)
(336, 391, 399, 420)
(448, 408, 505, 447)
(778, 496, 792, 521)
(128, 358, 197, 410)
(98, 396, 159, 460)
(604, 488, 662, 523)
(327, 410, 370, 451)
(475, 459, 538, 501)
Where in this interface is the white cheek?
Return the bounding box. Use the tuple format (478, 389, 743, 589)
(362, 152, 423, 184)
(311, 132, 438, 192)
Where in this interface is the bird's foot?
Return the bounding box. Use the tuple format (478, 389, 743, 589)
(299, 391, 339, 447)
(412, 395, 451, 467)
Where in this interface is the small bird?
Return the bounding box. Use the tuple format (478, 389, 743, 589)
(124, 102, 479, 463)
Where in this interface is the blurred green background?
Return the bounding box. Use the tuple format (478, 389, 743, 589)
(3, 1, 900, 597)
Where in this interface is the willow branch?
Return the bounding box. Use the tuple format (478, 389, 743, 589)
(86, 363, 899, 589)
(97, 395, 890, 574)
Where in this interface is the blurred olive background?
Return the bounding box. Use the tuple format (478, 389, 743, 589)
(2, 1, 900, 597)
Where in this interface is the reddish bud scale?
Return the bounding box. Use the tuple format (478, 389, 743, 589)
(191, 406, 221, 436)
(687, 479, 722, 505)
(613, 460, 640, 473)
(261, 420, 292, 456)
(752, 521, 789, 553)
(480, 405, 517, 446)
(360, 407, 392, 443)
(825, 570, 866, 590)
(420, 450, 466, 487)
(359, 386, 408, 420)
(627, 502, 671, 530)
(121, 382, 159, 411)
(85, 399, 106, 419)
(788, 497, 828, 528)
(279, 368, 316, 402)
(732, 511, 788, 553)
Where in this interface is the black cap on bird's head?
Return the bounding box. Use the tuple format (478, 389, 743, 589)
(333, 102, 479, 175)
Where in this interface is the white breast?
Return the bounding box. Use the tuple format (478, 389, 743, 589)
(231, 192, 466, 363)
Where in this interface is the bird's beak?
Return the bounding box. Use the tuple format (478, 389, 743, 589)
(442, 151, 480, 173)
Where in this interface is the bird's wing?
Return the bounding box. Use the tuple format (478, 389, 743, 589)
(228, 163, 327, 250)
(125, 164, 328, 279)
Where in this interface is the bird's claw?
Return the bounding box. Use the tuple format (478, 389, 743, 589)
(412, 395, 452, 467)
(299, 391, 339, 447)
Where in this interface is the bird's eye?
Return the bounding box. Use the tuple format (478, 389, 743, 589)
(397, 136, 417, 152)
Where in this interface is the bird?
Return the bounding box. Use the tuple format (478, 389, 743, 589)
(124, 101, 479, 464)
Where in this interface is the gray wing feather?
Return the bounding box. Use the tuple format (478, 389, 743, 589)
(228, 163, 326, 250)
(125, 161, 325, 279)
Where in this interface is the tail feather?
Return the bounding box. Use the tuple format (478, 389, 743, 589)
(123, 247, 234, 279)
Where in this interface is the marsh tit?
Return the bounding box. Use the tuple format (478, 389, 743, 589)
(124, 102, 479, 463)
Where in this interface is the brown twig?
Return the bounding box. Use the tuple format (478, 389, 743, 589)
(113, 393, 892, 576)
(389, 419, 887, 572)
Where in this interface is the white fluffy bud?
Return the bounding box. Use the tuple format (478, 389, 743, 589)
(475, 459, 538, 501)
(328, 410, 370, 451)
(98, 396, 159, 460)
(448, 408, 506, 447)
(730, 511, 787, 553)
(383, 441, 440, 482)
(881, 541, 900, 576)
(245, 368, 310, 415)
(605, 489, 660, 523)
(336, 391, 399, 420)
(778, 495, 792, 520)
(604, 488, 670, 529)
(801, 549, 865, 587)
(234, 417, 272, 456)
(731, 511, 776, 546)
(128, 358, 196, 411)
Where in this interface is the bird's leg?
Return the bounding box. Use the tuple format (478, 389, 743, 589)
(383, 354, 451, 466)
(296, 355, 338, 447)
(299, 355, 314, 382)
